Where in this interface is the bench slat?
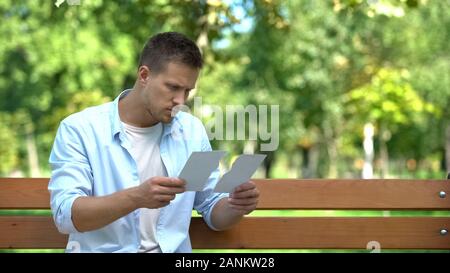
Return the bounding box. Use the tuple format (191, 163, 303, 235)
(1, 216, 449, 249)
(0, 178, 50, 209)
(0, 216, 67, 249)
(191, 217, 450, 249)
(1, 178, 449, 210)
(255, 179, 450, 209)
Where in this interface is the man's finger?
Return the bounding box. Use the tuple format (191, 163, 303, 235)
(230, 188, 259, 199)
(233, 181, 256, 193)
(156, 194, 176, 202)
(158, 186, 185, 195)
(155, 177, 186, 188)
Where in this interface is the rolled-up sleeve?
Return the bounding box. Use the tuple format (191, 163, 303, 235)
(193, 123, 228, 231)
(48, 120, 93, 234)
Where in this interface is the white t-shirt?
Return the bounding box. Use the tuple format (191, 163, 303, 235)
(122, 122, 166, 253)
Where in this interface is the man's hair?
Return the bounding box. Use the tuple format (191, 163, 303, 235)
(138, 32, 203, 73)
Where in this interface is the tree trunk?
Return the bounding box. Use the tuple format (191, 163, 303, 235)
(322, 123, 338, 179)
(301, 147, 311, 178)
(26, 131, 41, 177)
(446, 123, 450, 173)
(263, 151, 275, 178)
(379, 125, 390, 178)
(310, 145, 319, 178)
(327, 140, 338, 178)
(362, 123, 374, 179)
(300, 144, 320, 178)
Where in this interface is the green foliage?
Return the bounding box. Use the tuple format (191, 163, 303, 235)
(346, 68, 436, 129)
(0, 0, 237, 174)
(0, 0, 448, 178)
(0, 113, 19, 175)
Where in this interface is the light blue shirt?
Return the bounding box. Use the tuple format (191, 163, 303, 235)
(48, 90, 228, 253)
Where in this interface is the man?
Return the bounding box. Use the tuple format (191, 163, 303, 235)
(48, 32, 260, 253)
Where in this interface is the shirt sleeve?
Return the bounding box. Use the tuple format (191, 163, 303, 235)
(48, 120, 93, 234)
(193, 122, 229, 231)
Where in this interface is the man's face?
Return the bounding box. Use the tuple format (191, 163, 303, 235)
(139, 62, 199, 124)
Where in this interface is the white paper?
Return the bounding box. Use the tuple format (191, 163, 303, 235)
(178, 151, 226, 191)
(213, 154, 266, 193)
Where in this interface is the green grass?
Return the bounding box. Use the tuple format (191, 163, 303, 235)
(0, 210, 52, 216)
(192, 210, 450, 217)
(0, 249, 64, 253)
(1, 209, 449, 217)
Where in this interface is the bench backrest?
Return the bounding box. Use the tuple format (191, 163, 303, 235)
(0, 178, 449, 250)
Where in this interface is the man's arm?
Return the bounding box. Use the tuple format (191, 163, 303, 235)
(72, 177, 185, 232)
(194, 118, 259, 230)
(210, 181, 259, 231)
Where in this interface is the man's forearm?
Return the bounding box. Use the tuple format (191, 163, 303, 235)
(210, 197, 245, 231)
(71, 187, 140, 232)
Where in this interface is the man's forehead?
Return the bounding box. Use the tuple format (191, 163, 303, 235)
(164, 61, 199, 72)
(162, 63, 199, 87)
(165, 79, 196, 90)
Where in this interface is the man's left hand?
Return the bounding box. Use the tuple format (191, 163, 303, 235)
(227, 181, 259, 215)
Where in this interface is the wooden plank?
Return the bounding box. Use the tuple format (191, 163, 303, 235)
(1, 178, 450, 209)
(1, 216, 449, 249)
(254, 179, 450, 210)
(190, 217, 450, 249)
(0, 216, 68, 249)
(0, 178, 50, 209)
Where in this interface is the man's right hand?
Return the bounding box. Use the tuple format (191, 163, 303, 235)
(71, 177, 186, 232)
(131, 177, 186, 209)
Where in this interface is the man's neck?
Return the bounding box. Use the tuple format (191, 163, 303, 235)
(118, 88, 158, 128)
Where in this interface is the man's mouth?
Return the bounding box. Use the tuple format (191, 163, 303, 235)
(168, 107, 178, 117)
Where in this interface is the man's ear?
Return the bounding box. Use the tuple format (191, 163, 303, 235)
(138, 65, 150, 84)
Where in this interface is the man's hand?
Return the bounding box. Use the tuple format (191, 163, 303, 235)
(227, 181, 260, 215)
(132, 177, 186, 209)
(71, 177, 185, 233)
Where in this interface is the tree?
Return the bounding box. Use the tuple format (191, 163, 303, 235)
(0, 0, 237, 175)
(345, 68, 436, 177)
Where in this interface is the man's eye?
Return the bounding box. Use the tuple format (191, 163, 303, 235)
(167, 84, 178, 91)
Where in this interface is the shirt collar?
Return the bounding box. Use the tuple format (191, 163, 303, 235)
(110, 89, 183, 140)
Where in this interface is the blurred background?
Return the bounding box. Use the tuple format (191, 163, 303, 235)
(0, 0, 449, 180)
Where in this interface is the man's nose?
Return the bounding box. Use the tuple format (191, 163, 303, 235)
(173, 91, 186, 105)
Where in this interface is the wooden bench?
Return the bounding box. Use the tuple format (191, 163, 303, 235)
(0, 178, 449, 251)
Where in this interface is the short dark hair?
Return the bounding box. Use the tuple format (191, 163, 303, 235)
(138, 32, 203, 73)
